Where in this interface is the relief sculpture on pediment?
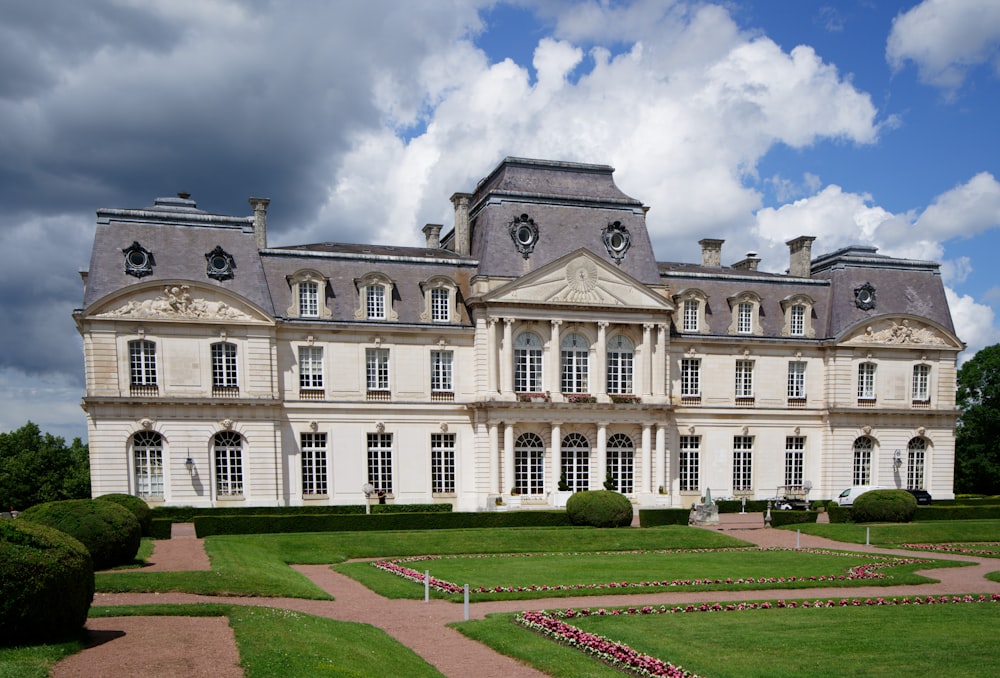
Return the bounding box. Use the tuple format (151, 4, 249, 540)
(97, 285, 255, 321)
(849, 319, 946, 346)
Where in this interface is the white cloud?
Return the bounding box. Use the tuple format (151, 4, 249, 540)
(887, 0, 1000, 92)
(947, 287, 1000, 364)
(914, 172, 1000, 241)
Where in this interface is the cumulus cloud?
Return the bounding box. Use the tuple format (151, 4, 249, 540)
(887, 0, 1000, 93)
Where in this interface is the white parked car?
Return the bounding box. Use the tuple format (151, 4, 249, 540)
(835, 486, 888, 506)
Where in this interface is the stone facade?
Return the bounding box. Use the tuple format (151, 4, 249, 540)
(75, 158, 963, 510)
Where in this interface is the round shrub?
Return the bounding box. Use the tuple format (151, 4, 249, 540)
(96, 493, 152, 536)
(851, 489, 918, 523)
(18, 498, 142, 569)
(0, 519, 94, 645)
(565, 490, 633, 528)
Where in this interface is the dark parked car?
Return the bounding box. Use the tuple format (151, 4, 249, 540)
(906, 489, 932, 505)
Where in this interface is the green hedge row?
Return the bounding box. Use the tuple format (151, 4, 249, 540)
(826, 504, 1000, 523)
(193, 510, 570, 536)
(637, 509, 690, 527)
(767, 510, 818, 527)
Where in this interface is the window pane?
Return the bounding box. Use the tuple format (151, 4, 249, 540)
(300, 281, 319, 317)
(514, 333, 543, 393)
(514, 433, 544, 495)
(301, 432, 328, 495)
(367, 285, 385, 320)
(431, 288, 450, 322)
(784, 436, 805, 487)
(560, 333, 589, 394)
(683, 300, 699, 332)
(858, 363, 876, 399)
(560, 432, 590, 492)
(681, 358, 701, 396)
(853, 437, 873, 485)
(679, 435, 700, 492)
(732, 436, 753, 491)
(133, 431, 163, 498)
(735, 360, 754, 398)
(212, 342, 238, 388)
(431, 351, 453, 392)
(787, 361, 805, 399)
(907, 438, 926, 489)
(214, 431, 243, 496)
(606, 336, 633, 394)
(912, 364, 930, 401)
(129, 340, 157, 386)
(367, 432, 393, 492)
(790, 305, 805, 336)
(607, 433, 634, 494)
(366, 348, 390, 391)
(299, 346, 323, 389)
(431, 433, 456, 493)
(738, 302, 753, 334)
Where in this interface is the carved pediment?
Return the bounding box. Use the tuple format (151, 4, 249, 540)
(91, 284, 266, 323)
(484, 250, 671, 311)
(844, 319, 948, 346)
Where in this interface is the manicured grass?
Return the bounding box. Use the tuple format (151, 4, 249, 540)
(454, 602, 1000, 678)
(87, 604, 444, 678)
(340, 548, 964, 601)
(97, 526, 748, 598)
(793, 519, 1000, 546)
(0, 641, 82, 678)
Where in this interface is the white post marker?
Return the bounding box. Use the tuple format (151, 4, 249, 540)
(425, 570, 429, 602)
(464, 584, 470, 621)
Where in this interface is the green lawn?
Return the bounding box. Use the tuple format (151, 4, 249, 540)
(794, 519, 1000, 546)
(455, 601, 1000, 677)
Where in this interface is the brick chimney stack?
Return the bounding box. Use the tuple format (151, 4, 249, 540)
(786, 236, 816, 278)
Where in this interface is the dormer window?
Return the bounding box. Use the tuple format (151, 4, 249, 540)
(672, 289, 709, 334)
(420, 276, 459, 324)
(780, 294, 815, 338)
(122, 241, 155, 278)
(727, 292, 762, 336)
(354, 273, 397, 321)
(287, 270, 331, 319)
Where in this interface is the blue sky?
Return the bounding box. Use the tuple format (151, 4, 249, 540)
(1, 0, 999, 442)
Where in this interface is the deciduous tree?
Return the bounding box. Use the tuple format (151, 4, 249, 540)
(955, 344, 1000, 494)
(0, 422, 90, 511)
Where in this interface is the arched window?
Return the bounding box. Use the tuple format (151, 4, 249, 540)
(606, 433, 634, 494)
(214, 431, 244, 497)
(514, 332, 543, 393)
(606, 335, 634, 395)
(907, 438, 926, 490)
(853, 436, 873, 486)
(561, 432, 590, 492)
(560, 333, 589, 394)
(132, 430, 163, 499)
(514, 432, 545, 496)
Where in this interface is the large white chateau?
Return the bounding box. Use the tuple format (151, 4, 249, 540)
(76, 158, 962, 510)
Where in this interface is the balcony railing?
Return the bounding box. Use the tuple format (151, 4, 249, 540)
(130, 384, 159, 397)
(735, 397, 755, 407)
(212, 386, 240, 398)
(299, 389, 325, 400)
(367, 390, 391, 401)
(431, 391, 454, 402)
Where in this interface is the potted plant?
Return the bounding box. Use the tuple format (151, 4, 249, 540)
(553, 472, 572, 507)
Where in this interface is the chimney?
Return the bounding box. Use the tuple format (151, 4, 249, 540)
(422, 223, 443, 249)
(249, 197, 270, 249)
(786, 236, 816, 278)
(699, 238, 724, 267)
(450, 192, 472, 255)
(732, 251, 761, 271)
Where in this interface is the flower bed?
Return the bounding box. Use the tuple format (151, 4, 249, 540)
(899, 541, 1000, 557)
(516, 594, 1000, 677)
(370, 547, 932, 596)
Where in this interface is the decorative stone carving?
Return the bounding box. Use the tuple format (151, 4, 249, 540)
(221, 418, 234, 430)
(122, 241, 155, 278)
(602, 220, 631, 264)
(99, 286, 255, 321)
(558, 258, 601, 302)
(509, 214, 539, 258)
(850, 320, 946, 346)
(140, 418, 154, 430)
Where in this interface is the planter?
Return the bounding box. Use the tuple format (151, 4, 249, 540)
(552, 491, 573, 508)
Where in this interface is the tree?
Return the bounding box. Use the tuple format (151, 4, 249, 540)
(0, 422, 90, 511)
(955, 344, 1000, 494)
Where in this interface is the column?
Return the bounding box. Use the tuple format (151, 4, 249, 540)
(656, 424, 667, 495)
(654, 323, 667, 398)
(503, 422, 515, 494)
(550, 423, 561, 492)
(488, 318, 499, 394)
(549, 320, 563, 396)
(488, 422, 499, 494)
(500, 318, 514, 395)
(596, 423, 608, 491)
(641, 423, 652, 494)
(642, 323, 654, 397)
(596, 321, 608, 396)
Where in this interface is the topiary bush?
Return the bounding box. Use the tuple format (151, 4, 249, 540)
(565, 490, 633, 528)
(96, 493, 152, 536)
(18, 498, 141, 569)
(0, 519, 94, 645)
(851, 489, 918, 523)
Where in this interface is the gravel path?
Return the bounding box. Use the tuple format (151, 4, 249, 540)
(51, 515, 1000, 677)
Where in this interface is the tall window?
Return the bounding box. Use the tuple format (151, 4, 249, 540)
(681, 358, 701, 397)
(912, 364, 930, 402)
(129, 340, 157, 386)
(606, 433, 634, 494)
(366, 285, 385, 320)
(784, 436, 805, 487)
(367, 432, 393, 493)
(560, 333, 589, 393)
(366, 348, 390, 392)
(858, 362, 877, 400)
(787, 361, 806, 400)
(735, 360, 754, 398)
(737, 302, 753, 334)
(606, 335, 634, 394)
(789, 305, 806, 337)
(853, 436, 873, 486)
(431, 433, 456, 493)
(211, 342, 238, 389)
(301, 432, 328, 495)
(132, 431, 163, 499)
(679, 435, 700, 492)
(430, 350, 453, 393)
(299, 281, 319, 318)
(514, 432, 545, 495)
(214, 431, 243, 497)
(907, 438, 926, 490)
(514, 332, 543, 393)
(732, 436, 754, 492)
(430, 288, 450, 322)
(299, 346, 324, 391)
(560, 433, 590, 492)
(683, 300, 699, 332)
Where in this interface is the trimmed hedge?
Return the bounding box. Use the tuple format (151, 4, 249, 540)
(96, 493, 153, 536)
(193, 510, 570, 536)
(851, 490, 917, 523)
(913, 505, 1000, 521)
(767, 510, 818, 527)
(638, 509, 690, 527)
(1, 520, 94, 645)
(17, 499, 142, 569)
(565, 490, 633, 528)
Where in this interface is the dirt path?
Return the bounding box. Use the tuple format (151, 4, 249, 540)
(51, 516, 1000, 677)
